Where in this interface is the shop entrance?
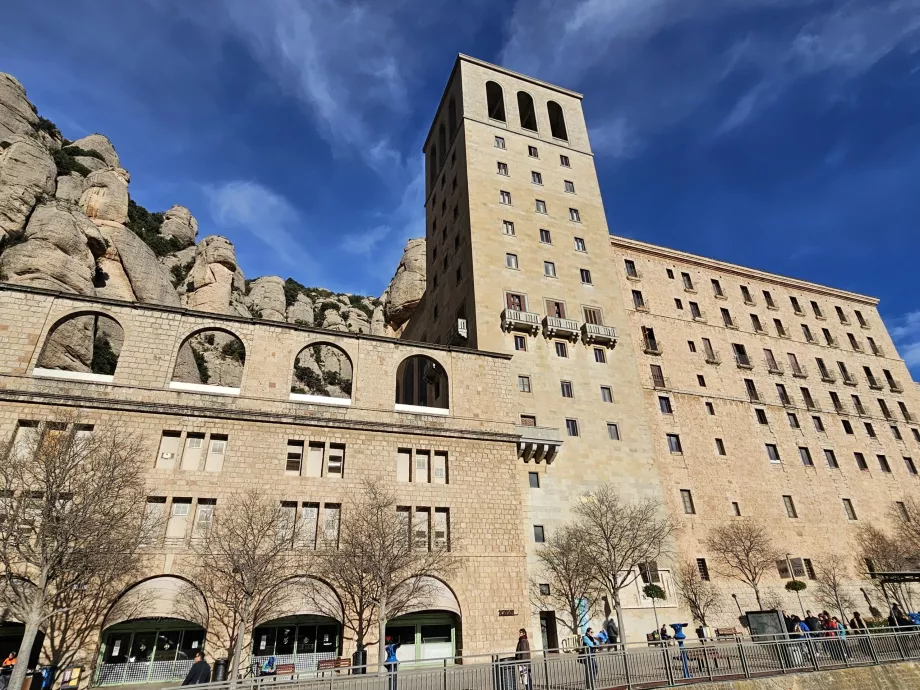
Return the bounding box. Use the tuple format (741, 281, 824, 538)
(251, 616, 340, 674)
(96, 620, 205, 685)
(386, 612, 459, 666)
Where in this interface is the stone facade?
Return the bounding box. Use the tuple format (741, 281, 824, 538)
(0, 284, 529, 679)
(403, 55, 920, 644)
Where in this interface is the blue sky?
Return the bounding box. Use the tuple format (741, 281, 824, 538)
(3, 0, 919, 375)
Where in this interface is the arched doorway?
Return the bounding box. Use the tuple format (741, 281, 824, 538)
(96, 577, 207, 686)
(386, 578, 461, 665)
(395, 355, 449, 412)
(251, 578, 343, 673)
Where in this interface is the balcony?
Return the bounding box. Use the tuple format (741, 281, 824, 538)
(791, 364, 808, 379)
(842, 372, 857, 386)
(766, 360, 784, 375)
(723, 317, 738, 330)
(833, 401, 845, 414)
(448, 318, 468, 345)
(889, 381, 904, 394)
(634, 301, 650, 313)
(651, 374, 670, 390)
(819, 370, 837, 384)
(804, 399, 819, 411)
(516, 424, 562, 464)
(543, 316, 579, 341)
(704, 350, 721, 365)
(825, 336, 839, 348)
(691, 310, 706, 322)
(626, 269, 642, 281)
(747, 389, 762, 403)
(870, 344, 884, 357)
(867, 378, 884, 391)
(582, 323, 617, 346)
(643, 339, 663, 356)
(502, 308, 540, 335)
(904, 411, 916, 423)
(779, 394, 794, 408)
(855, 405, 868, 417)
(734, 354, 753, 370)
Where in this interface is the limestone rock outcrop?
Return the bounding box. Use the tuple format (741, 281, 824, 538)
(286, 294, 314, 325)
(185, 235, 236, 314)
(80, 168, 129, 223)
(55, 173, 86, 203)
(0, 136, 57, 239)
(160, 205, 197, 244)
(100, 224, 180, 306)
(383, 238, 425, 329)
(247, 276, 286, 321)
(0, 74, 38, 141)
(68, 134, 119, 168)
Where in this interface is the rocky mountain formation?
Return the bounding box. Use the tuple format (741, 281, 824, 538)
(0, 72, 426, 381)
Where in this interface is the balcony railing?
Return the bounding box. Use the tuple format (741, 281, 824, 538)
(501, 308, 540, 335)
(633, 300, 650, 312)
(825, 336, 839, 348)
(581, 322, 617, 346)
(651, 374, 670, 390)
(691, 310, 706, 322)
(543, 316, 579, 341)
(855, 404, 868, 417)
(832, 400, 845, 413)
(734, 354, 753, 370)
(643, 339, 662, 356)
(779, 394, 794, 408)
(791, 363, 808, 379)
(804, 399, 819, 411)
(870, 344, 884, 356)
(704, 350, 721, 365)
(766, 359, 784, 375)
(842, 372, 857, 386)
(626, 268, 642, 281)
(867, 377, 884, 390)
(889, 380, 904, 394)
(516, 424, 562, 464)
(747, 389, 762, 403)
(819, 370, 836, 384)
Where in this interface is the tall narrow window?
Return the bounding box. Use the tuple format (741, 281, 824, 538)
(842, 499, 857, 521)
(486, 81, 505, 121)
(680, 490, 696, 515)
(783, 495, 798, 518)
(547, 101, 568, 140)
(517, 91, 538, 131)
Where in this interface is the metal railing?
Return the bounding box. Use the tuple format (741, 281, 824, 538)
(170, 628, 920, 690)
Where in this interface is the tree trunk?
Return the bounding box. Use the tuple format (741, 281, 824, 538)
(612, 589, 625, 649)
(9, 604, 43, 690)
(753, 585, 763, 610)
(377, 596, 388, 674)
(229, 599, 251, 684)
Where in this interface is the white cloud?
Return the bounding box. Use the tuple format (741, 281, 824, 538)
(891, 310, 920, 369)
(341, 225, 391, 255)
(204, 180, 316, 271)
(589, 117, 639, 159)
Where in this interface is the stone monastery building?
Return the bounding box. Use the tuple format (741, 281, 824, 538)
(1, 56, 918, 685)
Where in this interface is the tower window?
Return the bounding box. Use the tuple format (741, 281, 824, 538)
(547, 101, 568, 140)
(486, 81, 506, 121)
(518, 91, 538, 131)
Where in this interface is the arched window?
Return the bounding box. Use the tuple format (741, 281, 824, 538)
(486, 81, 506, 122)
(428, 145, 438, 186)
(517, 91, 538, 132)
(547, 101, 568, 141)
(171, 328, 245, 392)
(448, 97, 458, 139)
(438, 123, 447, 169)
(291, 342, 353, 404)
(395, 355, 449, 410)
(35, 312, 124, 381)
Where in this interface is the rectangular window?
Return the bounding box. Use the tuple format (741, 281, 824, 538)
(878, 455, 891, 473)
(675, 299, 684, 311)
(165, 498, 191, 544)
(775, 319, 788, 337)
(788, 412, 800, 428)
(854, 452, 868, 471)
(783, 495, 798, 518)
(799, 447, 814, 467)
(697, 374, 707, 387)
(892, 425, 902, 441)
(744, 378, 759, 402)
(825, 449, 839, 469)
(687, 339, 695, 352)
(600, 386, 613, 403)
(286, 440, 304, 475)
(564, 180, 575, 193)
(802, 324, 814, 342)
(531, 171, 543, 185)
(842, 419, 854, 434)
(732, 502, 741, 516)
(680, 490, 696, 514)
(721, 308, 735, 327)
(667, 269, 675, 279)
(434, 508, 450, 549)
(866, 422, 876, 438)
(505, 253, 518, 269)
(495, 136, 505, 149)
(580, 268, 592, 284)
(539, 228, 552, 243)
(905, 457, 917, 475)
(855, 310, 868, 327)
(801, 387, 816, 410)
(533, 525, 545, 543)
(529, 472, 540, 488)
(500, 190, 512, 205)
(607, 423, 620, 441)
(681, 272, 695, 291)
(848, 333, 861, 351)
(569, 208, 581, 222)
(535, 199, 547, 214)
(697, 558, 711, 580)
(433, 452, 448, 484)
(497, 161, 508, 175)
(396, 449, 411, 482)
(715, 438, 726, 456)
(706, 402, 715, 415)
(756, 408, 768, 425)
(584, 307, 603, 325)
(575, 237, 587, 252)
(560, 381, 573, 398)
(811, 300, 824, 318)
(140, 497, 166, 546)
(659, 396, 673, 414)
(835, 306, 848, 324)
(520, 414, 536, 426)
(667, 434, 683, 454)
(763, 290, 776, 308)
(502, 220, 515, 235)
(544, 261, 556, 278)
(528, 145, 539, 158)
(565, 419, 579, 436)
(180, 433, 205, 470)
(842, 499, 857, 521)
(790, 296, 803, 314)
(767, 444, 781, 463)
(741, 285, 754, 304)
(650, 364, 665, 387)
(555, 341, 568, 358)
(413, 507, 430, 550)
(632, 290, 646, 310)
(594, 347, 606, 363)
(155, 431, 182, 470)
(514, 335, 527, 351)
(518, 375, 532, 393)
(560, 154, 570, 167)
(204, 433, 226, 472)
(711, 279, 724, 297)
(690, 302, 702, 319)
(751, 314, 764, 332)
(193, 499, 215, 540)
(813, 415, 825, 432)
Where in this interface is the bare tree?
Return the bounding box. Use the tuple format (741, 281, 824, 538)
(185, 490, 305, 682)
(0, 418, 148, 690)
(856, 524, 917, 611)
(673, 560, 721, 627)
(890, 497, 920, 560)
(570, 484, 674, 644)
(706, 519, 779, 610)
(312, 481, 455, 672)
(532, 525, 598, 636)
(813, 555, 856, 623)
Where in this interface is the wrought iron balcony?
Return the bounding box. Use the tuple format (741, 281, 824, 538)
(842, 372, 857, 386)
(582, 323, 617, 346)
(501, 308, 540, 335)
(820, 370, 837, 384)
(889, 380, 904, 394)
(543, 316, 579, 341)
(643, 338, 663, 356)
(867, 377, 884, 391)
(651, 374, 670, 390)
(516, 425, 562, 464)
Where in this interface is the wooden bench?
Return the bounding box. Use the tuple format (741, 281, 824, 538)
(316, 658, 351, 676)
(715, 627, 741, 638)
(274, 664, 296, 678)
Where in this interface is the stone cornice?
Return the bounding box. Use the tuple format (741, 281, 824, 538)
(609, 235, 879, 306)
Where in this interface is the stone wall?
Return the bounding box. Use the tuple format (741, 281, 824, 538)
(688, 660, 920, 690)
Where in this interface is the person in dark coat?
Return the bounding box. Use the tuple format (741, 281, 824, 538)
(515, 629, 532, 690)
(182, 652, 211, 685)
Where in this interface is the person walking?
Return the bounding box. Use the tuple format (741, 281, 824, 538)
(604, 617, 619, 650)
(384, 636, 402, 690)
(804, 610, 820, 637)
(181, 652, 211, 685)
(581, 628, 599, 688)
(515, 629, 532, 690)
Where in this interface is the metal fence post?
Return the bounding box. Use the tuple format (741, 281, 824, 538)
(737, 639, 750, 679)
(894, 631, 907, 661)
(806, 636, 820, 672)
(662, 645, 675, 687)
(623, 648, 632, 690)
(701, 640, 714, 682)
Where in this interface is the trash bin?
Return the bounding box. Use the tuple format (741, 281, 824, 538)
(351, 649, 367, 674)
(213, 659, 228, 682)
(494, 657, 517, 690)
